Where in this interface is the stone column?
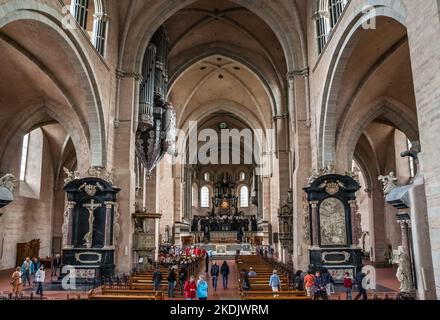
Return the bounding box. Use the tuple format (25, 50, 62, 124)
(349, 200, 359, 246)
(112, 70, 139, 273)
(104, 201, 114, 248)
(404, 0, 440, 297)
(398, 216, 411, 261)
(65, 201, 76, 249)
(290, 69, 312, 270)
(310, 201, 319, 247)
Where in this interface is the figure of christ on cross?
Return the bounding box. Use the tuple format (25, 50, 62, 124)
(83, 199, 102, 248)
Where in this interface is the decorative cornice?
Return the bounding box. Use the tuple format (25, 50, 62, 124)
(116, 69, 143, 81)
(286, 67, 309, 80)
(273, 113, 289, 121)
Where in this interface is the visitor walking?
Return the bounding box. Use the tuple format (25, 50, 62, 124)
(248, 267, 257, 277)
(303, 271, 315, 297)
(11, 267, 22, 297)
(322, 268, 335, 298)
(294, 270, 304, 291)
(35, 265, 45, 297)
(220, 261, 230, 289)
(197, 275, 208, 300)
(179, 267, 188, 295)
(153, 267, 162, 292)
(167, 267, 177, 298)
(343, 272, 353, 300)
(210, 262, 220, 291)
(20, 257, 32, 286)
(205, 254, 210, 273)
(184, 276, 197, 300)
(312, 270, 328, 300)
(354, 267, 369, 300)
(269, 270, 281, 294)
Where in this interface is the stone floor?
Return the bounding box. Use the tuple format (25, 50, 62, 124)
(0, 260, 400, 300)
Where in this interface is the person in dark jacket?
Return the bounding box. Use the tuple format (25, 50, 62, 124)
(179, 267, 188, 295)
(152, 267, 162, 291)
(321, 268, 334, 297)
(205, 254, 210, 273)
(210, 262, 220, 291)
(167, 267, 177, 298)
(354, 267, 369, 300)
(220, 261, 230, 289)
(312, 270, 328, 300)
(294, 270, 304, 291)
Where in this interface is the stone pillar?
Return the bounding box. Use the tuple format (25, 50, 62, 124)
(65, 201, 76, 249)
(290, 69, 312, 270)
(104, 201, 114, 248)
(404, 0, 440, 296)
(310, 201, 319, 247)
(112, 70, 139, 273)
(398, 217, 411, 258)
(349, 200, 359, 246)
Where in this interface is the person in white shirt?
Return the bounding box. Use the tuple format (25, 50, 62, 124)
(35, 265, 46, 297)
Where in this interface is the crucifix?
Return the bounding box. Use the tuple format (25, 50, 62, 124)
(83, 199, 102, 248)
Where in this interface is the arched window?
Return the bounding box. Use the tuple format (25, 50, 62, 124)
(192, 184, 198, 207)
(68, 0, 108, 56)
(204, 172, 210, 181)
(200, 186, 210, 208)
(329, 0, 348, 28)
(19, 129, 43, 199)
(239, 172, 246, 181)
(240, 186, 249, 208)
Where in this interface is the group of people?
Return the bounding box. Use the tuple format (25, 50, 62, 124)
(191, 215, 258, 233)
(298, 266, 370, 300)
(10, 254, 63, 298)
(153, 254, 231, 300)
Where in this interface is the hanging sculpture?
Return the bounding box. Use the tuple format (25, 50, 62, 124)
(136, 26, 176, 177)
(0, 173, 16, 210)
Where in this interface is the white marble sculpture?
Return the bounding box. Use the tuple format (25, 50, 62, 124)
(396, 246, 413, 293)
(0, 173, 16, 192)
(378, 172, 399, 195)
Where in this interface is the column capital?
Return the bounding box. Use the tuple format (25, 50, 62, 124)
(310, 201, 319, 208)
(116, 69, 143, 82)
(104, 201, 115, 209)
(93, 12, 110, 22)
(67, 201, 76, 209)
(286, 67, 309, 80)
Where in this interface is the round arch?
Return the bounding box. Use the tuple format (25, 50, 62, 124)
(335, 97, 419, 171)
(0, 0, 107, 167)
(168, 47, 283, 115)
(0, 102, 90, 173)
(120, 0, 306, 80)
(318, 0, 408, 167)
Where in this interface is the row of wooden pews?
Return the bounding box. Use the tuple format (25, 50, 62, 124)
(237, 255, 312, 301)
(89, 258, 202, 300)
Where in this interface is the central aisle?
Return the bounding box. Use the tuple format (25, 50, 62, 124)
(204, 259, 241, 300)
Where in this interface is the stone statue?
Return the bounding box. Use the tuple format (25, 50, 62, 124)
(346, 167, 360, 183)
(378, 172, 399, 195)
(0, 173, 16, 192)
(307, 169, 320, 186)
(87, 166, 102, 178)
(324, 163, 336, 175)
(63, 167, 80, 185)
(396, 246, 413, 293)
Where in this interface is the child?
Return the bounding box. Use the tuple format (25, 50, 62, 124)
(343, 272, 353, 300)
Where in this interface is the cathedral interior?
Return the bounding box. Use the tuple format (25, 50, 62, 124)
(0, 0, 439, 301)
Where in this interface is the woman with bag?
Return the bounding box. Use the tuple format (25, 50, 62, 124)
(11, 267, 22, 297)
